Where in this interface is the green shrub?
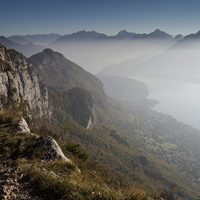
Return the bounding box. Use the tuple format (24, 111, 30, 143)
(65, 143, 89, 161)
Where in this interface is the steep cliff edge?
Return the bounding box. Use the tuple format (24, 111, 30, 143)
(0, 44, 49, 119)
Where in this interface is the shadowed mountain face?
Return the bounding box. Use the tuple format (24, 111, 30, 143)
(67, 87, 95, 128)
(29, 48, 107, 126)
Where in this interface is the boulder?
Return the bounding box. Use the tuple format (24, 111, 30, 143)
(37, 136, 71, 162)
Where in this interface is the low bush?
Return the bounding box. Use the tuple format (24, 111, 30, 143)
(65, 143, 89, 161)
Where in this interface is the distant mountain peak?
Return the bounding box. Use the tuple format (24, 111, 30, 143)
(150, 29, 168, 35)
(75, 30, 87, 34)
(53, 30, 109, 43)
(148, 29, 173, 39)
(117, 30, 129, 35)
(153, 29, 163, 33)
(40, 48, 64, 61)
(71, 30, 107, 37)
(117, 30, 136, 38)
(117, 29, 135, 35)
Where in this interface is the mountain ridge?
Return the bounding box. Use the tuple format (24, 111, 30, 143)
(51, 29, 174, 46)
(6, 29, 200, 48)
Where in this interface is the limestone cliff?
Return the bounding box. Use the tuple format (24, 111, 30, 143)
(0, 44, 49, 119)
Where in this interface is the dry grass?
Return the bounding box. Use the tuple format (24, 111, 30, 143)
(19, 159, 157, 200)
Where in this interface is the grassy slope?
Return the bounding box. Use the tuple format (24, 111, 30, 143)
(0, 111, 157, 200)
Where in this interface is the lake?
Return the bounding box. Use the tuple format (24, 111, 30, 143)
(132, 76, 200, 129)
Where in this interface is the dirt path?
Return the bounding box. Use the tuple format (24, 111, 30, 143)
(0, 162, 42, 200)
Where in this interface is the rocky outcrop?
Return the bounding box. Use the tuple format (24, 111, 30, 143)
(17, 118, 30, 133)
(0, 44, 49, 119)
(14, 117, 72, 163)
(36, 136, 72, 162)
(0, 114, 73, 165)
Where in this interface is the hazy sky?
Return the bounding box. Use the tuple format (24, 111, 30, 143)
(1, 0, 200, 36)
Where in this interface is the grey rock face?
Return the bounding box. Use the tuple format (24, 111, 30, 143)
(0, 44, 49, 119)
